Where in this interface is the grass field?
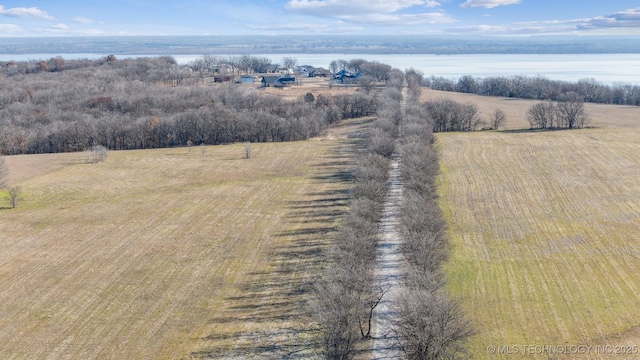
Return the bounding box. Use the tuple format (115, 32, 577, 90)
(421, 88, 640, 130)
(438, 126, 640, 358)
(0, 118, 370, 359)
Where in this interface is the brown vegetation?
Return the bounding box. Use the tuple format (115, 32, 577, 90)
(0, 119, 363, 358)
(313, 85, 402, 359)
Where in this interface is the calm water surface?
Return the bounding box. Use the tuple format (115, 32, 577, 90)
(3, 53, 639, 84)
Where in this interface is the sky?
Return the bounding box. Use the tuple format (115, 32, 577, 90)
(1, 1, 640, 37)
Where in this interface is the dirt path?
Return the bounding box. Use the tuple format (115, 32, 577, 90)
(370, 90, 406, 359)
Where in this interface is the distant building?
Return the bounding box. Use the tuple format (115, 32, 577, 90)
(334, 70, 360, 83)
(258, 64, 283, 74)
(238, 75, 255, 84)
(297, 65, 316, 77)
(277, 75, 296, 86)
(261, 75, 296, 88)
(261, 75, 281, 87)
(310, 68, 331, 77)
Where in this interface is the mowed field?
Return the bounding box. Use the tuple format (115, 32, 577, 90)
(0, 118, 369, 359)
(434, 89, 640, 359)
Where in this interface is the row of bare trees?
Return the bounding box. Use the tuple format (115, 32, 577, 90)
(426, 74, 640, 106)
(394, 84, 474, 358)
(313, 84, 404, 358)
(526, 92, 590, 129)
(426, 99, 483, 132)
(0, 57, 377, 155)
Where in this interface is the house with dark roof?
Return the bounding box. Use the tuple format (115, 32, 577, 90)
(261, 75, 296, 88)
(238, 75, 255, 84)
(334, 70, 360, 83)
(261, 76, 281, 87)
(258, 64, 283, 74)
(310, 68, 332, 77)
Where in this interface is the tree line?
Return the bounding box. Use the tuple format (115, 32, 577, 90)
(394, 80, 474, 358)
(426, 74, 640, 106)
(313, 70, 473, 359)
(313, 77, 404, 359)
(0, 56, 378, 155)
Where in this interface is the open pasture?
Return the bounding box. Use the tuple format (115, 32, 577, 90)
(438, 126, 640, 358)
(422, 88, 640, 130)
(0, 118, 368, 359)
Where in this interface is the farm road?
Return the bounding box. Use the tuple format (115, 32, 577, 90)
(371, 90, 406, 359)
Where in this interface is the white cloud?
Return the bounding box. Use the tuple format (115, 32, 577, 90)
(0, 5, 53, 20)
(285, 0, 448, 24)
(0, 23, 21, 33)
(73, 16, 94, 24)
(287, 0, 440, 15)
(579, 7, 640, 29)
(246, 22, 364, 33)
(340, 12, 454, 25)
(50, 23, 69, 30)
(460, 0, 520, 9)
(445, 7, 640, 35)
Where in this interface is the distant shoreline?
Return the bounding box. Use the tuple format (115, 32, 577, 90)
(1, 35, 640, 56)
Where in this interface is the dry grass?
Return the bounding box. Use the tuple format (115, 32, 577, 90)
(422, 88, 640, 130)
(438, 127, 640, 359)
(0, 119, 364, 359)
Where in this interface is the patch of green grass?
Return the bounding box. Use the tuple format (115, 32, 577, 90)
(439, 128, 640, 358)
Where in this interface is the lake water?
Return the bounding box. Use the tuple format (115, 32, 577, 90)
(3, 53, 639, 85)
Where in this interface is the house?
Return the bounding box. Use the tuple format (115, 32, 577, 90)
(258, 64, 283, 74)
(334, 70, 360, 83)
(277, 75, 296, 86)
(261, 75, 296, 88)
(310, 68, 331, 78)
(297, 65, 315, 77)
(261, 76, 280, 87)
(238, 75, 255, 84)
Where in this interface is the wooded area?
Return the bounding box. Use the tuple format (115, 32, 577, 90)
(0, 56, 376, 155)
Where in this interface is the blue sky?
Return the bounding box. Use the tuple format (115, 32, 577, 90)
(1, 1, 640, 37)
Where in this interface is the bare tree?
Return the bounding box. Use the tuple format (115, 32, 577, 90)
(0, 157, 7, 188)
(394, 287, 474, 360)
(226, 55, 242, 75)
(313, 276, 360, 359)
(328, 60, 339, 76)
(244, 141, 251, 159)
(490, 108, 506, 130)
(405, 68, 424, 98)
(556, 92, 590, 129)
(358, 75, 376, 94)
(427, 99, 482, 132)
(7, 186, 21, 209)
(281, 57, 298, 74)
(526, 102, 556, 129)
(361, 61, 392, 82)
(87, 145, 108, 163)
(456, 75, 478, 94)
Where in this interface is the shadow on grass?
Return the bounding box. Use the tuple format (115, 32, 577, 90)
(191, 138, 359, 359)
(498, 127, 595, 134)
